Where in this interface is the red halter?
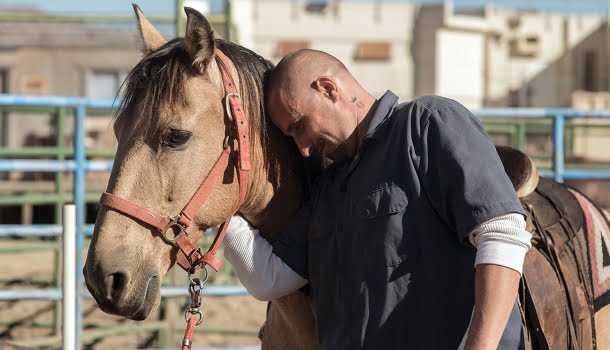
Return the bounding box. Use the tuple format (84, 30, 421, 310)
(99, 49, 250, 273)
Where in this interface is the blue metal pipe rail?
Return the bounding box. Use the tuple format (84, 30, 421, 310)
(2, 94, 610, 348)
(0, 160, 113, 172)
(0, 286, 249, 301)
(0, 224, 94, 237)
(476, 108, 610, 182)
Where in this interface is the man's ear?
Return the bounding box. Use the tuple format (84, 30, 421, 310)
(314, 76, 339, 101)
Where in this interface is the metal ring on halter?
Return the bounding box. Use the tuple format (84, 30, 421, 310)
(188, 265, 209, 286)
(162, 221, 185, 243)
(184, 308, 204, 325)
(224, 92, 240, 122)
(223, 135, 230, 149)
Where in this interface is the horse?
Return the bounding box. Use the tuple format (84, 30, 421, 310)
(83, 5, 317, 349)
(83, 5, 610, 350)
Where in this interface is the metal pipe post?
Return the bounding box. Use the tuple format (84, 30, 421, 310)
(176, 0, 185, 37)
(225, 0, 232, 41)
(62, 205, 76, 350)
(73, 104, 86, 349)
(552, 114, 565, 182)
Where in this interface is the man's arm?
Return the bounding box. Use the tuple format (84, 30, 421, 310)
(462, 213, 531, 349)
(465, 264, 521, 349)
(222, 215, 308, 301)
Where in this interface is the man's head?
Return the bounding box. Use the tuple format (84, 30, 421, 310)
(265, 49, 375, 163)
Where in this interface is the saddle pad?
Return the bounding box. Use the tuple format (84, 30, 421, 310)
(569, 188, 610, 311)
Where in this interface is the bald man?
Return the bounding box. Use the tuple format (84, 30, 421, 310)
(222, 49, 532, 350)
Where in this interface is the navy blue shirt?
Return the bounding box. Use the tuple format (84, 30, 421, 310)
(273, 91, 526, 349)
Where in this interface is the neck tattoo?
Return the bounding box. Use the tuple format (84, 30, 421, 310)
(350, 96, 365, 109)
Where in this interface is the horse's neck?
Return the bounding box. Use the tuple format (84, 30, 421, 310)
(239, 127, 305, 238)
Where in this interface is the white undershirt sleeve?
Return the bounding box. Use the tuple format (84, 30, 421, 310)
(468, 212, 533, 275)
(221, 215, 308, 301)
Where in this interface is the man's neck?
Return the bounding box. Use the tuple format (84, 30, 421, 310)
(356, 94, 379, 147)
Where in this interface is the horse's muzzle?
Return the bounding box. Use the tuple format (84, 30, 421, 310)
(83, 263, 160, 320)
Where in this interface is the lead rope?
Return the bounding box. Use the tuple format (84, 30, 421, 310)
(181, 267, 208, 350)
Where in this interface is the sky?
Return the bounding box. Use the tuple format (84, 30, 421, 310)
(0, 0, 608, 16)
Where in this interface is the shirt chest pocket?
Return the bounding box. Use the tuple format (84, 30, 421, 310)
(357, 183, 410, 267)
(359, 183, 409, 219)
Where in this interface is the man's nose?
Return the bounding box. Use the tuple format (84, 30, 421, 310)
(295, 139, 311, 158)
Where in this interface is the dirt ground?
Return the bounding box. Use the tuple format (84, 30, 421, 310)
(0, 239, 267, 349)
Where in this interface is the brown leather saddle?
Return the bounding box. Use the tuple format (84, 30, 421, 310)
(496, 145, 594, 350)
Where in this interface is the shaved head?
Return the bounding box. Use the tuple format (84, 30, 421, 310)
(265, 49, 352, 105)
(263, 49, 377, 163)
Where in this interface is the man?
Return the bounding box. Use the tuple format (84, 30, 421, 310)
(222, 49, 532, 349)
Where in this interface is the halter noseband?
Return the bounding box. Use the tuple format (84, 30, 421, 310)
(99, 49, 250, 273)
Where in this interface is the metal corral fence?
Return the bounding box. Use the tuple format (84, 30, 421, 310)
(1, 95, 610, 349)
(0, 95, 251, 349)
(476, 108, 610, 181)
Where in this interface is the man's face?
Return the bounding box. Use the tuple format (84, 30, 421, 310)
(268, 87, 351, 163)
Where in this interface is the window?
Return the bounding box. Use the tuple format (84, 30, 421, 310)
(275, 40, 310, 58)
(525, 86, 533, 107)
(86, 70, 127, 99)
(584, 50, 598, 92)
(354, 42, 391, 61)
(305, 0, 328, 13)
(19, 74, 47, 95)
(508, 89, 520, 107)
(0, 69, 8, 93)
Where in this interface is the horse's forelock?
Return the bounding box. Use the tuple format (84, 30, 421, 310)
(115, 38, 194, 138)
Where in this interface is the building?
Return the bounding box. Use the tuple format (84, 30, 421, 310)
(233, 0, 610, 109)
(416, 2, 610, 109)
(233, 0, 417, 101)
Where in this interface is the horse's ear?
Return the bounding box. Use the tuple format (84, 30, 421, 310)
(184, 7, 216, 74)
(133, 4, 167, 55)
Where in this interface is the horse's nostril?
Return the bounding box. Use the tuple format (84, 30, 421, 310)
(105, 272, 128, 300)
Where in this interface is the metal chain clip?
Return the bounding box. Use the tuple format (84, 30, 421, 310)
(184, 266, 208, 325)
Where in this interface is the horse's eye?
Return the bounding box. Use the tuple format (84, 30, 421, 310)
(162, 129, 192, 148)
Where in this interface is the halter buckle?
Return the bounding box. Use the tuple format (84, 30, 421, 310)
(162, 219, 186, 243)
(224, 92, 240, 122)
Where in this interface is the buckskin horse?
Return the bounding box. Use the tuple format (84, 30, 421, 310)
(83, 5, 610, 350)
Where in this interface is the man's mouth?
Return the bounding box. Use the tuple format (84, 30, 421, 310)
(313, 139, 325, 158)
(319, 142, 326, 158)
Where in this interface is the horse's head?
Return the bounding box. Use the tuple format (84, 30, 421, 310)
(84, 5, 301, 320)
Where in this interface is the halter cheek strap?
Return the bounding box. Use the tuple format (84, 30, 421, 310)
(99, 48, 250, 273)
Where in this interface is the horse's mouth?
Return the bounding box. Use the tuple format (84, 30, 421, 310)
(129, 276, 160, 320)
(86, 275, 160, 320)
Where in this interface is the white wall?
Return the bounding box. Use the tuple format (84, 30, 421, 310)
(435, 29, 484, 108)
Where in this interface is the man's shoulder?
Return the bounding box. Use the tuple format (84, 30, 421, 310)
(408, 95, 469, 114)
(389, 95, 469, 128)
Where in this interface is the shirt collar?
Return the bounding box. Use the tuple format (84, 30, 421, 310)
(364, 90, 399, 140)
